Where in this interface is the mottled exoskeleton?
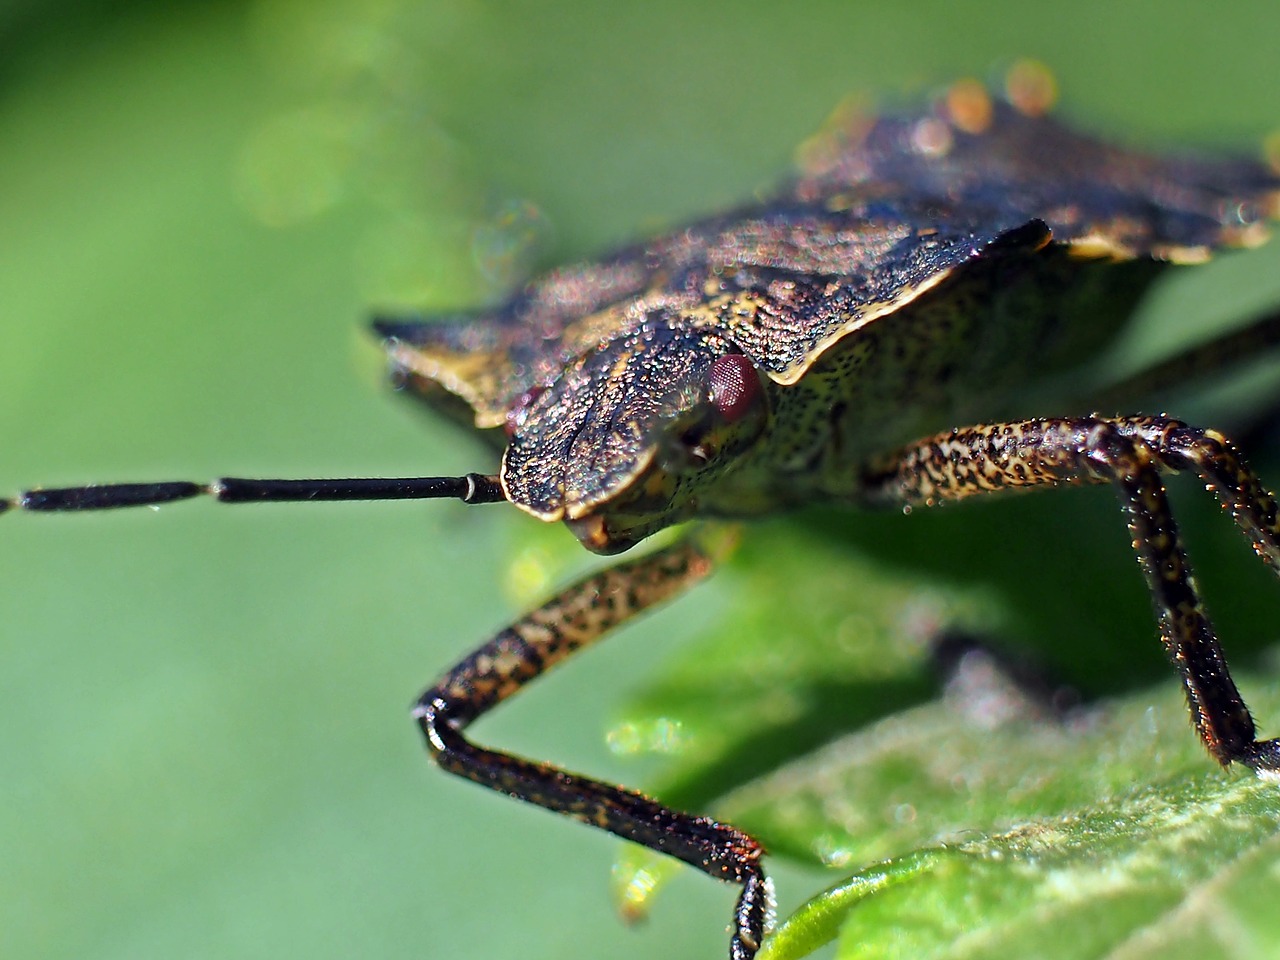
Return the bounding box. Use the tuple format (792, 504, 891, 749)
(9, 80, 1280, 959)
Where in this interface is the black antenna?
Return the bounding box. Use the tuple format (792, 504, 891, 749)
(2, 474, 506, 515)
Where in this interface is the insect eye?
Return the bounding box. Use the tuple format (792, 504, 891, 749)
(708, 353, 762, 423)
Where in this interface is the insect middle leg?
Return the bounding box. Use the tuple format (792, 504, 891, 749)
(861, 415, 1280, 770)
(414, 539, 769, 960)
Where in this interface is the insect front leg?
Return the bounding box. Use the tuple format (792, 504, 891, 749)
(415, 539, 769, 960)
(861, 415, 1280, 771)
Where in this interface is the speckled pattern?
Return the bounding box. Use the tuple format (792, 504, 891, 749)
(862, 415, 1280, 766)
(7, 75, 1280, 960)
(379, 80, 1280, 960)
(413, 540, 767, 959)
(378, 90, 1277, 530)
(422, 540, 713, 721)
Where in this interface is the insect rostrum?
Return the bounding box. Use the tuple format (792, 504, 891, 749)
(9, 80, 1280, 959)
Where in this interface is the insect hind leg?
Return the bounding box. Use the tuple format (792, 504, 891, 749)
(861, 415, 1280, 771)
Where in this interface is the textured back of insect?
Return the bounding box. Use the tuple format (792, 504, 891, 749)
(10, 76, 1280, 960)
(379, 86, 1278, 552)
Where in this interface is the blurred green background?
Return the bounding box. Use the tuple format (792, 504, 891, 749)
(2, 2, 1279, 959)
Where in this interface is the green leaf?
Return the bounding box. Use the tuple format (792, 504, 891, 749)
(819, 773, 1280, 960)
(610, 513, 1280, 957)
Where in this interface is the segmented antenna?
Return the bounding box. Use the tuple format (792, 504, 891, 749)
(1, 474, 506, 515)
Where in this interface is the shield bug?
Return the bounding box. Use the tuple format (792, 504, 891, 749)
(8, 75, 1280, 959)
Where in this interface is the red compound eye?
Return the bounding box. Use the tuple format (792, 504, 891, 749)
(707, 353, 761, 423)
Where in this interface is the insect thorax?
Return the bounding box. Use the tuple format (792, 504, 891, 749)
(704, 245, 1165, 514)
